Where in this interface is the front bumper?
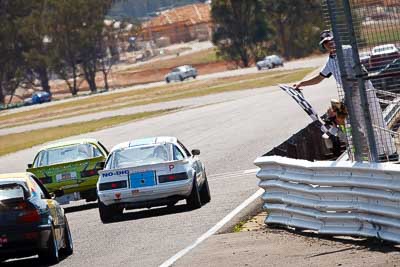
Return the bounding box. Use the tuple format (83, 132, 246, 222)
(98, 178, 193, 207)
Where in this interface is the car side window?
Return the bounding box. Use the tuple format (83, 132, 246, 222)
(29, 176, 47, 199)
(177, 140, 191, 157)
(34, 151, 47, 167)
(105, 152, 115, 169)
(91, 144, 102, 157)
(173, 145, 185, 160)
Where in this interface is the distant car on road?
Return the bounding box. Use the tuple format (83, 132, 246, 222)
(256, 55, 284, 70)
(24, 91, 52, 106)
(0, 172, 73, 264)
(27, 138, 108, 204)
(165, 65, 197, 83)
(369, 44, 400, 71)
(97, 136, 211, 223)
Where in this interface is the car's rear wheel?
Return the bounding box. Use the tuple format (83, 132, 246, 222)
(39, 226, 59, 264)
(199, 174, 211, 204)
(186, 176, 202, 209)
(179, 75, 184, 81)
(114, 207, 123, 216)
(99, 200, 115, 223)
(193, 75, 197, 79)
(81, 189, 97, 202)
(61, 216, 73, 256)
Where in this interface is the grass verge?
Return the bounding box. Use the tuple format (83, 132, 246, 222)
(233, 221, 246, 233)
(362, 24, 400, 46)
(0, 108, 179, 157)
(0, 68, 314, 129)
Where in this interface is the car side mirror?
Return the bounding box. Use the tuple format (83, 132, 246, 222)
(27, 163, 33, 169)
(191, 149, 200, 156)
(52, 189, 64, 199)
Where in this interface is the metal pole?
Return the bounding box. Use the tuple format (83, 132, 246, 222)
(326, 0, 364, 162)
(341, 0, 378, 162)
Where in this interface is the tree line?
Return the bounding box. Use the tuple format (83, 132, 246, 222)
(211, 0, 325, 67)
(0, 0, 139, 105)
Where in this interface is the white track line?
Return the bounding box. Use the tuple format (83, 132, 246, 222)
(244, 168, 259, 174)
(208, 168, 259, 179)
(159, 188, 264, 267)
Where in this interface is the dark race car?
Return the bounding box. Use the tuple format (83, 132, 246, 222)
(0, 172, 73, 264)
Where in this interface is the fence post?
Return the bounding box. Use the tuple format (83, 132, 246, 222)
(341, 0, 378, 162)
(326, 0, 365, 162)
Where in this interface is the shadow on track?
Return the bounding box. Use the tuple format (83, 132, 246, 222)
(64, 202, 98, 214)
(104, 203, 192, 224)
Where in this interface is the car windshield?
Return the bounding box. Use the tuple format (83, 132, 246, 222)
(0, 183, 28, 202)
(34, 143, 102, 167)
(107, 144, 171, 169)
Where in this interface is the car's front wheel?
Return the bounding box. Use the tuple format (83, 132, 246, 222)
(166, 77, 170, 83)
(257, 65, 261, 71)
(179, 75, 184, 81)
(199, 174, 211, 204)
(186, 176, 202, 209)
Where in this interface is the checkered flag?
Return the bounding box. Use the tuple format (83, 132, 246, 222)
(279, 84, 338, 138)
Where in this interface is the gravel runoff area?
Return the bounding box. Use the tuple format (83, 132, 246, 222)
(174, 209, 400, 267)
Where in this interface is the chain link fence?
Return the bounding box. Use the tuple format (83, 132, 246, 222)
(322, 0, 400, 162)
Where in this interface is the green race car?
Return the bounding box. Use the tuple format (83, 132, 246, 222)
(27, 138, 108, 203)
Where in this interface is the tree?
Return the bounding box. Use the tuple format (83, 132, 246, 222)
(48, 0, 116, 95)
(98, 20, 141, 91)
(47, 0, 86, 96)
(263, 0, 324, 59)
(79, 0, 115, 93)
(20, 0, 53, 94)
(211, 0, 271, 67)
(0, 0, 31, 105)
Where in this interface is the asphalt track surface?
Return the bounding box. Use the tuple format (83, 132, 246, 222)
(0, 72, 338, 266)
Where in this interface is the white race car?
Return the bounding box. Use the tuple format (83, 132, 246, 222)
(97, 136, 211, 223)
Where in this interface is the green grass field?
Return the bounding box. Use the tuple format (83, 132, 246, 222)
(361, 24, 400, 46)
